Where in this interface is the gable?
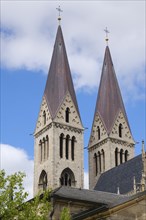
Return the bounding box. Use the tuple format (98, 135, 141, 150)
(110, 111, 134, 143)
(89, 112, 108, 146)
(54, 93, 83, 129)
(35, 96, 52, 134)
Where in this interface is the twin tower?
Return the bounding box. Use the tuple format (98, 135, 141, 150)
(33, 25, 135, 195)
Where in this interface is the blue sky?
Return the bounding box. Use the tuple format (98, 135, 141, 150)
(1, 1, 145, 197)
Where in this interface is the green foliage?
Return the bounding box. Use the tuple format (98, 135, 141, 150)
(60, 207, 71, 220)
(0, 170, 51, 220)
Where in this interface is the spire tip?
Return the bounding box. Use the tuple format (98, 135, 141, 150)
(104, 27, 110, 46)
(56, 5, 63, 25)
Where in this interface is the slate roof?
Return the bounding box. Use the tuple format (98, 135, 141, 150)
(52, 186, 127, 206)
(72, 190, 146, 219)
(44, 25, 81, 120)
(94, 154, 143, 194)
(93, 46, 130, 134)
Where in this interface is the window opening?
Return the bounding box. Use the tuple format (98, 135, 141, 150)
(65, 108, 70, 123)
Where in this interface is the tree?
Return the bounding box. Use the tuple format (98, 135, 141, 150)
(60, 207, 71, 220)
(0, 170, 51, 220)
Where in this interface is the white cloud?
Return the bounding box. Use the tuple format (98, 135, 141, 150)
(0, 144, 34, 200)
(1, 1, 145, 100)
(1, 143, 89, 197)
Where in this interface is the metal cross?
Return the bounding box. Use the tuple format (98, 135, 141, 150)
(104, 27, 110, 45)
(56, 6, 63, 24)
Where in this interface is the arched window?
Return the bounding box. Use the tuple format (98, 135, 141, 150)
(39, 140, 42, 162)
(43, 137, 46, 160)
(101, 149, 105, 172)
(98, 151, 101, 173)
(119, 123, 123, 138)
(94, 153, 98, 176)
(60, 168, 75, 187)
(46, 135, 49, 158)
(115, 148, 118, 166)
(60, 133, 64, 158)
(43, 111, 46, 125)
(66, 135, 70, 159)
(38, 170, 47, 191)
(97, 126, 100, 140)
(120, 149, 123, 164)
(65, 108, 70, 123)
(125, 150, 128, 162)
(71, 136, 75, 161)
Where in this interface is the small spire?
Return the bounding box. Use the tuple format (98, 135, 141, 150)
(56, 5, 63, 25)
(142, 140, 145, 155)
(117, 187, 120, 195)
(104, 27, 110, 45)
(133, 176, 136, 193)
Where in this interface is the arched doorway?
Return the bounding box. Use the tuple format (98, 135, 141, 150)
(60, 168, 75, 187)
(38, 170, 47, 191)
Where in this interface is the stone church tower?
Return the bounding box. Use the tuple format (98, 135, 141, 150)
(88, 46, 135, 189)
(33, 25, 84, 195)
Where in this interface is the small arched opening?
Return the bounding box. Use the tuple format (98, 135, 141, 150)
(60, 133, 64, 158)
(43, 111, 46, 125)
(120, 149, 123, 164)
(65, 108, 70, 123)
(65, 135, 70, 159)
(71, 136, 75, 161)
(125, 150, 128, 162)
(119, 123, 123, 138)
(97, 126, 100, 140)
(115, 148, 118, 166)
(94, 153, 98, 176)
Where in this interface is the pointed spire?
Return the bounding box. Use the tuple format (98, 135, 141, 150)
(133, 176, 137, 193)
(44, 26, 81, 120)
(142, 140, 145, 155)
(94, 46, 131, 134)
(117, 187, 120, 195)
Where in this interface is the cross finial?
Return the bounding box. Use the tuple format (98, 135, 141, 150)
(104, 27, 110, 45)
(56, 6, 63, 25)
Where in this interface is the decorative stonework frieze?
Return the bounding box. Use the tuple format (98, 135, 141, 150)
(89, 138, 108, 151)
(35, 123, 52, 138)
(54, 122, 83, 134)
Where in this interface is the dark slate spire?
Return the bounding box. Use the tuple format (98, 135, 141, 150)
(44, 25, 80, 119)
(95, 46, 130, 134)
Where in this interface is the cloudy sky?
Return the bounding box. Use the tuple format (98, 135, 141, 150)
(1, 0, 145, 199)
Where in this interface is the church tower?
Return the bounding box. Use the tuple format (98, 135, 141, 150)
(88, 45, 135, 189)
(33, 25, 84, 195)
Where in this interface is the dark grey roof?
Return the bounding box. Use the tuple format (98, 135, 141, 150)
(94, 154, 143, 194)
(52, 186, 127, 206)
(72, 190, 146, 219)
(44, 25, 81, 120)
(93, 46, 131, 135)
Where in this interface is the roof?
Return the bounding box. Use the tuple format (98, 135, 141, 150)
(44, 25, 81, 120)
(52, 186, 127, 206)
(94, 154, 143, 194)
(72, 190, 146, 219)
(93, 46, 130, 134)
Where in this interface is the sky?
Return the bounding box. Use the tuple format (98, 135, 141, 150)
(0, 0, 145, 199)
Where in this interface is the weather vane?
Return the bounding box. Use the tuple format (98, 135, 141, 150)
(104, 27, 110, 45)
(56, 6, 63, 25)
